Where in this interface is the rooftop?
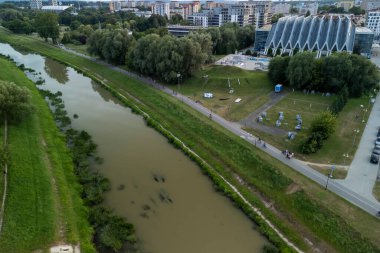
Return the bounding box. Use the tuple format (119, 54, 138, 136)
(356, 27, 375, 34)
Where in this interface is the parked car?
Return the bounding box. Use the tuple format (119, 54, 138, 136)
(371, 154, 379, 164)
(373, 146, 380, 155)
(377, 131, 380, 137)
(375, 137, 380, 146)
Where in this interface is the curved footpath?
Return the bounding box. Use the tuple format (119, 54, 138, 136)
(60, 46, 380, 216)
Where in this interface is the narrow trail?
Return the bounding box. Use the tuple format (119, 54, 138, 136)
(0, 118, 8, 235)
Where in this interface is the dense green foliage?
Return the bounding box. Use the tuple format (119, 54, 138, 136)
(128, 33, 211, 82)
(0, 80, 33, 123)
(0, 4, 35, 34)
(300, 111, 336, 154)
(202, 23, 255, 54)
(268, 52, 380, 97)
(35, 12, 59, 43)
(87, 28, 135, 64)
(330, 86, 349, 115)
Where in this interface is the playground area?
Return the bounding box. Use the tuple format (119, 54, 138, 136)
(215, 54, 271, 71)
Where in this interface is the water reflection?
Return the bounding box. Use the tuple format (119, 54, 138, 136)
(44, 58, 69, 84)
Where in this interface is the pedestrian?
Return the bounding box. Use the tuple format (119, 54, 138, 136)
(262, 142, 267, 148)
(209, 113, 212, 120)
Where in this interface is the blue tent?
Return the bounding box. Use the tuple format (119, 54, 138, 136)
(275, 84, 283, 93)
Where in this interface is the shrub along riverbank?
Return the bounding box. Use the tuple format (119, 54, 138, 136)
(39, 89, 136, 252)
(1, 29, 380, 253)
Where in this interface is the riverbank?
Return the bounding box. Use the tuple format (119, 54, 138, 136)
(0, 56, 94, 252)
(1, 29, 380, 253)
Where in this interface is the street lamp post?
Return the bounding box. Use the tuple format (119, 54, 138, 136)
(325, 165, 336, 190)
(342, 153, 349, 165)
(353, 129, 360, 147)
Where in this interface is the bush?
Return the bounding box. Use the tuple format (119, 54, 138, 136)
(300, 111, 336, 154)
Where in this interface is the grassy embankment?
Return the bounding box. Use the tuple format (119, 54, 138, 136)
(1, 29, 380, 253)
(0, 57, 94, 253)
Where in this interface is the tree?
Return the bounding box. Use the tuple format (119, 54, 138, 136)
(305, 10, 311, 17)
(237, 25, 255, 49)
(35, 12, 59, 43)
(321, 52, 352, 93)
(300, 111, 336, 154)
(169, 14, 183, 24)
(271, 13, 284, 24)
(309, 111, 336, 140)
(349, 6, 364, 15)
(289, 7, 299, 14)
(268, 56, 290, 85)
(0, 81, 33, 123)
(88, 29, 135, 64)
(286, 52, 316, 89)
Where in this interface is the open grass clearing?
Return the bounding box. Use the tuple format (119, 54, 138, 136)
(64, 43, 89, 56)
(309, 165, 348, 179)
(248, 93, 371, 165)
(2, 29, 380, 252)
(0, 57, 94, 253)
(373, 181, 380, 202)
(172, 65, 273, 121)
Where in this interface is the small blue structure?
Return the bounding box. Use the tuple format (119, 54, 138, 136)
(275, 84, 283, 93)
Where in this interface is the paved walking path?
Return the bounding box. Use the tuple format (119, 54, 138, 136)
(241, 92, 288, 135)
(60, 46, 380, 216)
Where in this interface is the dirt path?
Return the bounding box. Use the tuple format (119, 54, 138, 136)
(0, 118, 8, 235)
(240, 92, 288, 136)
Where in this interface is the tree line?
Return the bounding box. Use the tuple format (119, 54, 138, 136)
(268, 52, 380, 98)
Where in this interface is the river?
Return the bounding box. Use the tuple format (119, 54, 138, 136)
(0, 43, 267, 253)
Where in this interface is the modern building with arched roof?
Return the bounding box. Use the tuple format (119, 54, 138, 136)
(264, 15, 356, 58)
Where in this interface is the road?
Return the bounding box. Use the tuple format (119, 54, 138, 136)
(61, 46, 380, 216)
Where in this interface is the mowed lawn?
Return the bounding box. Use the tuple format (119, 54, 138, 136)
(0, 58, 94, 253)
(249, 91, 371, 165)
(175, 65, 273, 121)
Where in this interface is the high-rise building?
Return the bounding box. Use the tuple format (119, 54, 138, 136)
(152, 1, 170, 19)
(253, 1, 272, 28)
(366, 10, 380, 37)
(187, 13, 209, 27)
(30, 0, 42, 9)
(109, 1, 121, 12)
(49, 0, 58, 6)
(361, 0, 380, 11)
(338, 1, 355, 12)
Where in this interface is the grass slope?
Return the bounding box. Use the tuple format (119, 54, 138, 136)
(1, 29, 380, 253)
(0, 57, 94, 253)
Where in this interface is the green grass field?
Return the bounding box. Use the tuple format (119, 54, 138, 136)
(174, 65, 273, 121)
(64, 43, 89, 56)
(0, 57, 94, 253)
(374, 181, 380, 202)
(248, 92, 370, 165)
(1, 28, 380, 253)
